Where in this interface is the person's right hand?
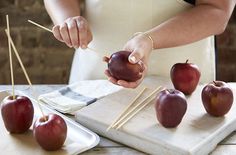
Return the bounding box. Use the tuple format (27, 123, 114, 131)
(52, 16, 93, 49)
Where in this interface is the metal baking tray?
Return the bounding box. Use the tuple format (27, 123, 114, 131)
(0, 90, 100, 155)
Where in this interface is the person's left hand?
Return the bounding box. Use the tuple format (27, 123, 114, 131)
(104, 33, 153, 88)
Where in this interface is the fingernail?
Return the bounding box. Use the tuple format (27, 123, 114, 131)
(129, 56, 136, 63)
(117, 81, 122, 85)
(81, 45, 87, 49)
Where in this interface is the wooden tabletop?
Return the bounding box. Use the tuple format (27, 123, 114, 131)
(1, 85, 236, 155)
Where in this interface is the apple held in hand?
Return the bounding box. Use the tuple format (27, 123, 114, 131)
(33, 114, 67, 151)
(155, 89, 187, 128)
(170, 60, 201, 95)
(1, 95, 34, 133)
(201, 81, 234, 117)
(108, 50, 144, 82)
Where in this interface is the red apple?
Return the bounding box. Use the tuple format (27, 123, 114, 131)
(155, 89, 187, 128)
(170, 60, 201, 95)
(201, 81, 234, 117)
(1, 95, 34, 133)
(108, 50, 144, 82)
(33, 114, 67, 151)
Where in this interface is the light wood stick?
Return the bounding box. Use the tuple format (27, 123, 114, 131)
(28, 20, 52, 33)
(6, 15, 15, 99)
(86, 47, 99, 53)
(111, 86, 163, 129)
(106, 87, 147, 131)
(5, 29, 45, 118)
(116, 87, 164, 129)
(28, 19, 98, 53)
(115, 95, 156, 129)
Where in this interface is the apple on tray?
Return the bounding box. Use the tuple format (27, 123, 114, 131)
(201, 81, 234, 117)
(1, 95, 34, 133)
(155, 89, 187, 128)
(170, 60, 201, 95)
(106, 50, 144, 82)
(33, 113, 67, 151)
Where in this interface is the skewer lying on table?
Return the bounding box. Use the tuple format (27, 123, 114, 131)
(107, 86, 164, 131)
(27, 20, 98, 53)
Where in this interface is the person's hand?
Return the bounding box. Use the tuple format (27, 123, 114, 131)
(52, 16, 92, 49)
(104, 33, 153, 88)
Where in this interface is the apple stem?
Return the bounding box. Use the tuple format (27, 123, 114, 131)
(185, 59, 189, 63)
(213, 81, 217, 85)
(166, 89, 177, 94)
(6, 15, 15, 100)
(42, 116, 48, 122)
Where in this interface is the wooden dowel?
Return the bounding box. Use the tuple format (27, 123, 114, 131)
(87, 47, 99, 53)
(5, 29, 45, 118)
(115, 95, 156, 130)
(27, 19, 98, 52)
(106, 87, 147, 131)
(112, 86, 163, 129)
(6, 15, 15, 99)
(28, 20, 52, 33)
(116, 87, 164, 129)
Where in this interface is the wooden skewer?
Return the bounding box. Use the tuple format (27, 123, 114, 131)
(116, 95, 156, 130)
(6, 15, 15, 99)
(115, 86, 164, 129)
(27, 19, 98, 53)
(28, 20, 52, 33)
(106, 87, 147, 131)
(112, 86, 163, 129)
(5, 29, 46, 118)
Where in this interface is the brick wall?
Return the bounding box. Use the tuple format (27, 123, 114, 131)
(216, 11, 236, 82)
(0, 1, 236, 84)
(0, 0, 74, 84)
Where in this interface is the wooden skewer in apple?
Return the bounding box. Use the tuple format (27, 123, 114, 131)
(6, 15, 15, 99)
(5, 29, 67, 151)
(28, 19, 98, 53)
(1, 15, 34, 134)
(4, 29, 45, 118)
(2, 16, 67, 151)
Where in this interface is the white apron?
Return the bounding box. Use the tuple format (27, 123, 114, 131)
(69, 0, 215, 84)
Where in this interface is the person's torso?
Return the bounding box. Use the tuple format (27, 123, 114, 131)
(69, 0, 215, 84)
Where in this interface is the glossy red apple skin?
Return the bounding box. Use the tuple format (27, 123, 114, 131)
(170, 60, 201, 95)
(201, 81, 234, 117)
(33, 114, 67, 151)
(108, 50, 144, 82)
(1, 95, 34, 133)
(155, 89, 187, 128)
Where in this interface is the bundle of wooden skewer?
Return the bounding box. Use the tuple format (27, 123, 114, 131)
(107, 86, 164, 131)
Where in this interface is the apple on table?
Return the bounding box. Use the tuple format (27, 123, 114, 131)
(202, 81, 234, 117)
(171, 60, 201, 95)
(155, 89, 187, 128)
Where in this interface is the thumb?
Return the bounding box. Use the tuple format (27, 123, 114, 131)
(128, 50, 143, 64)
